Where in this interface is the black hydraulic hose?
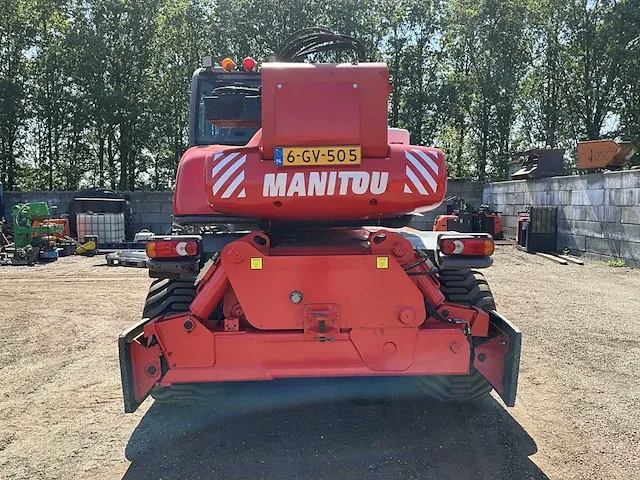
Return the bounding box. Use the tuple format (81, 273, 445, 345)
(425, 300, 453, 324)
(275, 27, 366, 62)
(403, 254, 430, 271)
(424, 290, 473, 350)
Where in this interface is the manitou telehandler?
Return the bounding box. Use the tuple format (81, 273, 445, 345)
(119, 29, 521, 412)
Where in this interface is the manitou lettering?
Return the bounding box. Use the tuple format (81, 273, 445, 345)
(262, 172, 389, 197)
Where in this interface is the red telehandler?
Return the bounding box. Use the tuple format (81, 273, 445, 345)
(119, 29, 521, 412)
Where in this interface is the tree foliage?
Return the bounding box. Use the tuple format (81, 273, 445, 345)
(0, 0, 637, 190)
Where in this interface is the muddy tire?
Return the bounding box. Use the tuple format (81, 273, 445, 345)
(417, 269, 495, 403)
(142, 279, 223, 404)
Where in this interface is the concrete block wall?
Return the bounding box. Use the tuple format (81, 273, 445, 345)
(483, 171, 640, 265)
(126, 191, 174, 234)
(3, 190, 174, 238)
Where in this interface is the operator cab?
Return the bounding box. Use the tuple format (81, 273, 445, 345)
(188, 56, 261, 147)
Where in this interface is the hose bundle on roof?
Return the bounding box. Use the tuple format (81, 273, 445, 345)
(275, 27, 367, 62)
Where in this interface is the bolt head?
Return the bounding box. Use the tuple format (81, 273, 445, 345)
(183, 319, 194, 331)
(383, 342, 397, 356)
(290, 290, 303, 304)
(392, 243, 406, 257)
(145, 364, 158, 376)
(398, 308, 414, 325)
(478, 353, 487, 362)
(232, 305, 244, 318)
(450, 342, 460, 353)
(228, 248, 244, 263)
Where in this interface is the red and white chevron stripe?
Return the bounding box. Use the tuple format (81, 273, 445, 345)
(403, 149, 439, 195)
(211, 152, 247, 199)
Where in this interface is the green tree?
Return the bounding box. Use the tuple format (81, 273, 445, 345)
(147, 0, 213, 189)
(0, 0, 35, 189)
(563, 0, 626, 140)
(616, 0, 640, 165)
(520, 0, 568, 148)
(441, 0, 530, 180)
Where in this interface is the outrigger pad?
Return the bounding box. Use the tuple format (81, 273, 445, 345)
(474, 311, 522, 407)
(119, 318, 159, 413)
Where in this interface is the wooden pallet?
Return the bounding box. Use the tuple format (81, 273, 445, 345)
(534, 252, 584, 265)
(494, 239, 516, 246)
(557, 254, 585, 265)
(105, 251, 148, 268)
(535, 252, 568, 264)
(106, 257, 147, 268)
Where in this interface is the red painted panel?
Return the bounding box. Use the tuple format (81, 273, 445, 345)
(129, 338, 162, 402)
(474, 335, 508, 394)
(155, 328, 471, 384)
(350, 328, 418, 371)
(275, 82, 360, 144)
(154, 315, 215, 368)
(202, 144, 446, 221)
(173, 145, 220, 215)
(221, 239, 426, 330)
(261, 63, 390, 159)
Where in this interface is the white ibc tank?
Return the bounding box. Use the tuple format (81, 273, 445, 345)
(76, 213, 125, 243)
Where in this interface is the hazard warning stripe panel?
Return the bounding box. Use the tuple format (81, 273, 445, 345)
(403, 148, 440, 196)
(210, 151, 247, 199)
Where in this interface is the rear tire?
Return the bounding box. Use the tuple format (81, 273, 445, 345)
(143, 278, 197, 319)
(143, 279, 224, 404)
(417, 269, 495, 403)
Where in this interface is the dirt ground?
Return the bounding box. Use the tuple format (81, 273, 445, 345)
(1, 247, 639, 480)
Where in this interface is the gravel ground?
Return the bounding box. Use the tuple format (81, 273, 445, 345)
(0, 247, 639, 479)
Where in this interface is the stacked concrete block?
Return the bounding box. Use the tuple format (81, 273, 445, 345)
(483, 170, 640, 266)
(126, 191, 174, 235)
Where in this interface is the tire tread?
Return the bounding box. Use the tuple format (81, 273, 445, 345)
(417, 269, 495, 403)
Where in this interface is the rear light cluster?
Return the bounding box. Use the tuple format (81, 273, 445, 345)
(439, 237, 494, 256)
(146, 238, 200, 259)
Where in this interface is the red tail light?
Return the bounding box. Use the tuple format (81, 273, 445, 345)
(146, 238, 200, 258)
(439, 237, 494, 256)
(242, 56, 257, 71)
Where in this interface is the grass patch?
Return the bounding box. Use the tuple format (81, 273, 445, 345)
(607, 259, 627, 267)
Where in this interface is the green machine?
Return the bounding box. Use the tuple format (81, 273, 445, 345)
(12, 202, 63, 249)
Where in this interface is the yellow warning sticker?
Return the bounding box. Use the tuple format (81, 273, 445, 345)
(376, 256, 389, 269)
(250, 257, 263, 270)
